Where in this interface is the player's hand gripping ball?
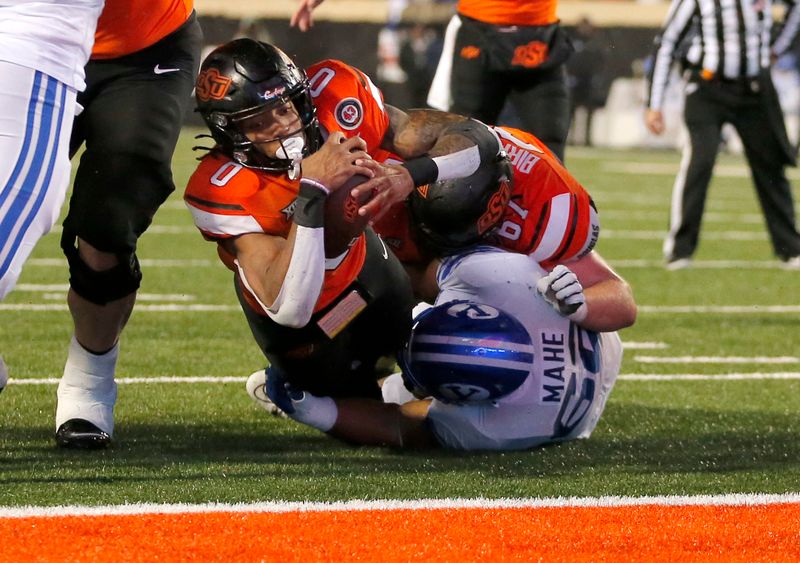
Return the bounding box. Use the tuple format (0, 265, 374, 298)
(323, 174, 372, 258)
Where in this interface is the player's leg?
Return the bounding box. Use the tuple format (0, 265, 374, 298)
(55, 17, 202, 448)
(733, 96, 800, 262)
(663, 83, 724, 266)
(0, 63, 77, 300)
(241, 230, 414, 400)
(508, 65, 571, 161)
(434, 16, 508, 124)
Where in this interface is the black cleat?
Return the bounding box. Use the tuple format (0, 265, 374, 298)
(55, 419, 111, 449)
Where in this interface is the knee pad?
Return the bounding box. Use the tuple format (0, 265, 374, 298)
(61, 231, 142, 305)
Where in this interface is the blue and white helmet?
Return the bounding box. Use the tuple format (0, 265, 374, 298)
(399, 301, 534, 404)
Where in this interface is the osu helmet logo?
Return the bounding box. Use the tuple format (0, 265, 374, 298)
(196, 68, 233, 102)
(477, 180, 511, 234)
(334, 98, 363, 130)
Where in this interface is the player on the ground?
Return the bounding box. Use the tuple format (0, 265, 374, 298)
(185, 40, 504, 400)
(255, 245, 634, 450)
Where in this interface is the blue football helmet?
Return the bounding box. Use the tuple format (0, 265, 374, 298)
(399, 301, 534, 404)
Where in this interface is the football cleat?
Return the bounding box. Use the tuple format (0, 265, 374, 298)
(781, 256, 800, 270)
(55, 419, 111, 449)
(665, 257, 692, 271)
(246, 369, 288, 418)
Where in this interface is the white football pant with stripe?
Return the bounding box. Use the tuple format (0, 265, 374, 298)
(0, 61, 77, 300)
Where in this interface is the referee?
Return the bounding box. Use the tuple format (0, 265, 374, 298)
(645, 0, 800, 269)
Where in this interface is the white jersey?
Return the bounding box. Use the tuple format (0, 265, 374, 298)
(424, 246, 622, 450)
(0, 0, 104, 90)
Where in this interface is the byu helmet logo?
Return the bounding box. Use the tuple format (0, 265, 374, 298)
(446, 302, 500, 320)
(437, 383, 491, 403)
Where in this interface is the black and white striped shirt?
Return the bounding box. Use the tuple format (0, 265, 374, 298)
(647, 0, 800, 109)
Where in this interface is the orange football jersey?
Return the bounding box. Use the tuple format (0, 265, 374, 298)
(184, 60, 394, 316)
(306, 59, 396, 163)
(374, 126, 599, 269)
(92, 0, 193, 59)
(457, 0, 558, 26)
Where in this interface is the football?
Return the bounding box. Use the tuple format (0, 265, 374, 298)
(323, 173, 373, 258)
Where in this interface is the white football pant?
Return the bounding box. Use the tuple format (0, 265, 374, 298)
(0, 61, 77, 300)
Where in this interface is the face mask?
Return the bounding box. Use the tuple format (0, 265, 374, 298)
(275, 135, 305, 162)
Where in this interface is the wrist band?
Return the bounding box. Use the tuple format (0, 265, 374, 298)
(401, 157, 439, 187)
(568, 302, 589, 324)
(299, 177, 330, 194)
(293, 183, 327, 228)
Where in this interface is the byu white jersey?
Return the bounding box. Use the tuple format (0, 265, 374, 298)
(0, 0, 104, 90)
(425, 246, 622, 450)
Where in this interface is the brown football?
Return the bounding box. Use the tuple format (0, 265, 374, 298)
(323, 174, 373, 258)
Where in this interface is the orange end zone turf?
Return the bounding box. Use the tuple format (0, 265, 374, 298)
(2, 503, 799, 561)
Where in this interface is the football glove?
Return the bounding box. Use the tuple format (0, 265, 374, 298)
(536, 265, 588, 322)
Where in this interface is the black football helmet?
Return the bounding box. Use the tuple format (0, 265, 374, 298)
(194, 39, 321, 171)
(408, 144, 514, 255)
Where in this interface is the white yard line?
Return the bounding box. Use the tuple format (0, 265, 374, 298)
(0, 303, 237, 312)
(1, 493, 797, 518)
(638, 305, 800, 314)
(611, 259, 785, 269)
(635, 356, 799, 364)
(622, 342, 669, 350)
(26, 258, 217, 267)
(602, 229, 768, 241)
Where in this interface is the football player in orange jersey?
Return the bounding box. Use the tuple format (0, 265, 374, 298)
(185, 40, 506, 409)
(54, 1, 203, 449)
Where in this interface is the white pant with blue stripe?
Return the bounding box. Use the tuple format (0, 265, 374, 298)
(0, 61, 77, 300)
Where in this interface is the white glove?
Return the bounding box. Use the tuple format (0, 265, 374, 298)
(536, 265, 588, 322)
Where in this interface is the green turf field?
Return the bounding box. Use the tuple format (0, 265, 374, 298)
(1, 131, 798, 507)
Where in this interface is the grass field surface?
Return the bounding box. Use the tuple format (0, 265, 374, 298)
(1, 131, 798, 558)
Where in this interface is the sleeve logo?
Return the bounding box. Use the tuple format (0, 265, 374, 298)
(334, 98, 364, 130)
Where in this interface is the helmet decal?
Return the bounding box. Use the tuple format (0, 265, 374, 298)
(400, 300, 534, 404)
(196, 68, 232, 102)
(259, 85, 287, 102)
(334, 98, 364, 130)
(477, 179, 511, 234)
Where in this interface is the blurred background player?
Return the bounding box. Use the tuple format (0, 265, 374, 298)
(0, 0, 104, 394)
(55, 1, 203, 448)
(426, 0, 574, 161)
(566, 16, 609, 148)
(257, 245, 634, 450)
(645, 0, 800, 269)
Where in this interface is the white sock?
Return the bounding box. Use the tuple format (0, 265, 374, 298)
(56, 336, 119, 435)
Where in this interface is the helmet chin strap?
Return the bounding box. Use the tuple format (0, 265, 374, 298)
(276, 135, 305, 180)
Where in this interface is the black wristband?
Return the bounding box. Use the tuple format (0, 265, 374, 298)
(293, 182, 326, 228)
(401, 157, 439, 187)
